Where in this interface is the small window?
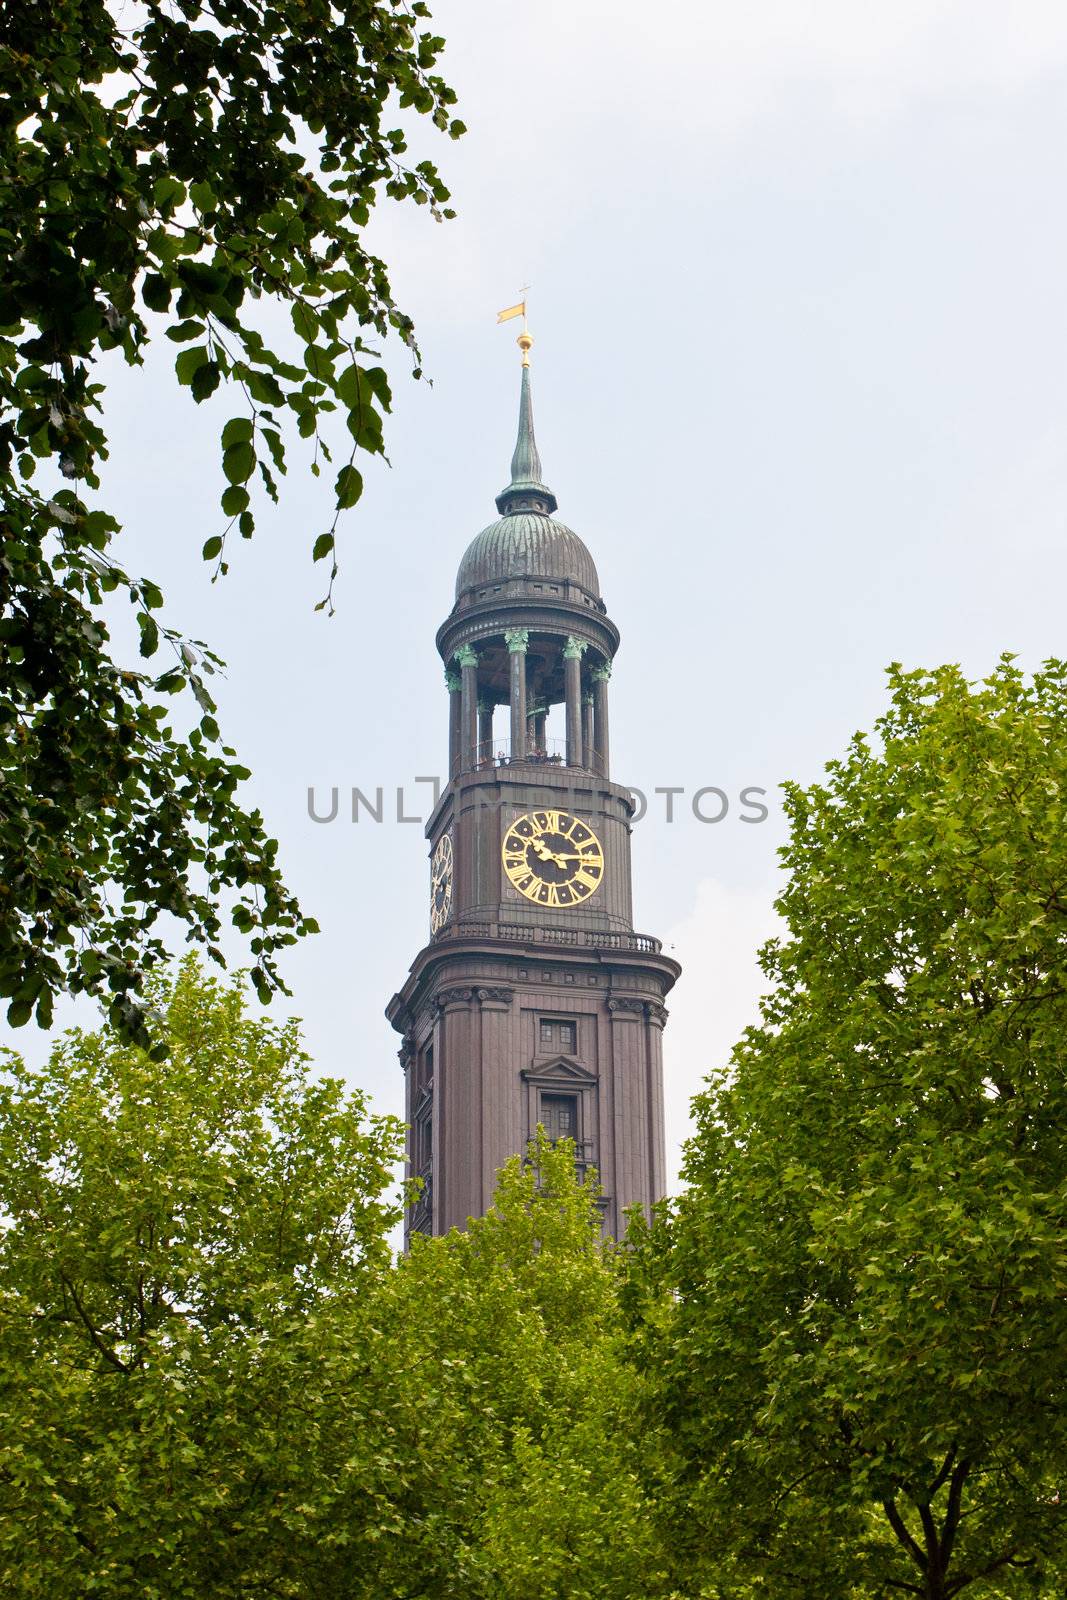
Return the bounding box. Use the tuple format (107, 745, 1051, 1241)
(541, 1093, 578, 1143)
(539, 1018, 576, 1052)
(416, 1043, 434, 1091)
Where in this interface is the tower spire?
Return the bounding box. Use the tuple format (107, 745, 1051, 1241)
(495, 343, 558, 517)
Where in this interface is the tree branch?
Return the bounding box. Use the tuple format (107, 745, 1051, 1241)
(60, 1273, 131, 1374)
(940, 1456, 971, 1571)
(882, 1498, 927, 1574)
(929, 1445, 958, 1498)
(945, 1547, 1021, 1597)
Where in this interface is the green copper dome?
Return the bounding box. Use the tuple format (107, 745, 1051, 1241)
(455, 363, 600, 601)
(455, 510, 600, 600)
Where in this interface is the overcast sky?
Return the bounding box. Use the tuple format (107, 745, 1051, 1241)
(12, 2, 1067, 1195)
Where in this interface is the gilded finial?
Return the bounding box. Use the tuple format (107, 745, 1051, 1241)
(497, 288, 532, 364)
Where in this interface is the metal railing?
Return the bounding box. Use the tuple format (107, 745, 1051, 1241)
(470, 736, 605, 773)
(432, 921, 662, 955)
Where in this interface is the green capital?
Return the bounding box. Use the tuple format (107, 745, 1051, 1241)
(563, 636, 589, 660)
(504, 628, 529, 654)
(591, 661, 612, 682)
(454, 644, 478, 670)
(444, 670, 461, 693)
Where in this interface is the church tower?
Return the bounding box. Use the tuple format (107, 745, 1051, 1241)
(387, 332, 680, 1242)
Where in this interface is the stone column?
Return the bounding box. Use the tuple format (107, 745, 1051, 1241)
(478, 697, 494, 767)
(563, 636, 588, 768)
(526, 700, 544, 755)
(646, 1003, 668, 1207)
(581, 691, 594, 769)
(436, 987, 476, 1234)
(607, 996, 647, 1237)
(505, 628, 528, 762)
(592, 661, 611, 779)
(454, 644, 478, 773)
(477, 986, 514, 1215)
(446, 669, 462, 780)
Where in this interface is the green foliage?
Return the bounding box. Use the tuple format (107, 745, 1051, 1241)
(633, 658, 1067, 1600)
(0, 0, 462, 1044)
(374, 1138, 672, 1598)
(0, 979, 666, 1598)
(0, 956, 406, 1596)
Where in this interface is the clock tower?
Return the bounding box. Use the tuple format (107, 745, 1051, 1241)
(387, 334, 680, 1242)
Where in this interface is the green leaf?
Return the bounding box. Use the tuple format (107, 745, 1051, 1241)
(292, 302, 319, 342)
(137, 614, 159, 658)
(175, 345, 210, 386)
(165, 320, 207, 343)
(365, 366, 393, 411)
(189, 179, 216, 212)
(247, 369, 285, 406)
(223, 442, 255, 485)
(221, 416, 254, 449)
(153, 175, 186, 209)
(191, 360, 221, 402)
(202, 536, 223, 560)
(142, 273, 172, 312)
(221, 484, 250, 516)
(334, 464, 363, 510)
(312, 533, 334, 562)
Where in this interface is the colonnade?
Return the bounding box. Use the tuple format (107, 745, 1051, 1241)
(446, 630, 611, 779)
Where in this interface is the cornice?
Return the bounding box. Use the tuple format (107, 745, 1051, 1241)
(436, 597, 619, 666)
(386, 935, 681, 1039)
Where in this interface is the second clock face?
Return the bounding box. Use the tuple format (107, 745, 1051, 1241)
(430, 831, 453, 934)
(502, 809, 605, 909)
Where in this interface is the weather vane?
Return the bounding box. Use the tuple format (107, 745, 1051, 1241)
(496, 287, 533, 365)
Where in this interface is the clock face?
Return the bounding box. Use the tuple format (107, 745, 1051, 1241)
(502, 809, 605, 909)
(430, 831, 453, 934)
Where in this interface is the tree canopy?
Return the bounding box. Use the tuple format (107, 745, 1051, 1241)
(0, 958, 667, 1598)
(0, 1, 463, 1045)
(631, 658, 1067, 1600)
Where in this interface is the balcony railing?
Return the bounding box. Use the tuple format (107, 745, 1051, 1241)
(470, 736, 605, 773)
(432, 921, 662, 955)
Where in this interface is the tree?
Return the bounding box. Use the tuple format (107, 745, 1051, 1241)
(372, 1137, 672, 1599)
(0, 1, 463, 1043)
(633, 659, 1067, 1600)
(0, 956, 408, 1595)
(0, 968, 666, 1597)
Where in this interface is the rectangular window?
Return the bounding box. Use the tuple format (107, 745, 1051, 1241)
(541, 1093, 578, 1143)
(413, 1045, 433, 1173)
(416, 1043, 433, 1092)
(539, 1018, 577, 1052)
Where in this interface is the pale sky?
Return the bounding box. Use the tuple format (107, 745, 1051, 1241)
(11, 2, 1067, 1196)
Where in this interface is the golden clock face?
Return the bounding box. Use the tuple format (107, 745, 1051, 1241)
(430, 831, 453, 934)
(502, 810, 604, 909)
